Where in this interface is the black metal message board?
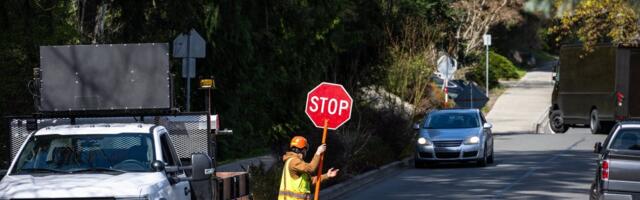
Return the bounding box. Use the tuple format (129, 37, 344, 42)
(38, 43, 171, 113)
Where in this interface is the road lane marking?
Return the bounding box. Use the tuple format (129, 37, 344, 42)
(491, 137, 586, 199)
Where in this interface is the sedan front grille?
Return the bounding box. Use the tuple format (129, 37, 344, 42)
(433, 140, 463, 147)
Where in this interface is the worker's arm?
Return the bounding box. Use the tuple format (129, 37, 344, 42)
(312, 168, 339, 184)
(311, 174, 329, 184)
(289, 154, 321, 174)
(289, 144, 326, 174)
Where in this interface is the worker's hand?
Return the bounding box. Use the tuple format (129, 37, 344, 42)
(315, 144, 327, 155)
(327, 168, 339, 178)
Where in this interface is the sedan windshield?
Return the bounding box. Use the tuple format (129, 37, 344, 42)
(13, 133, 154, 174)
(424, 112, 480, 129)
(611, 129, 640, 150)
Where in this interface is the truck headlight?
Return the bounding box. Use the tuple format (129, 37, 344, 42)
(417, 137, 432, 146)
(464, 136, 480, 144)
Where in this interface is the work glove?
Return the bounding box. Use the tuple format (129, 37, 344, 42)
(315, 144, 327, 155)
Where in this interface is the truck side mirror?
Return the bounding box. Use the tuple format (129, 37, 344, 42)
(594, 142, 603, 153)
(191, 153, 214, 181)
(152, 160, 165, 172)
(189, 153, 215, 200)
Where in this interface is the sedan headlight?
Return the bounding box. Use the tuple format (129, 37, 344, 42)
(464, 136, 480, 144)
(417, 137, 432, 146)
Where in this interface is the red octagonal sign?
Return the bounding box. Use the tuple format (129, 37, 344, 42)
(305, 82, 353, 130)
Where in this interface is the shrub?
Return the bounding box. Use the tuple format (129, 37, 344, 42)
(467, 51, 523, 89)
(249, 162, 282, 200)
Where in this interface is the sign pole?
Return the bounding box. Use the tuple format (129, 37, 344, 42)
(314, 119, 329, 200)
(444, 57, 449, 103)
(485, 44, 489, 95)
(185, 32, 192, 112)
(470, 82, 474, 109)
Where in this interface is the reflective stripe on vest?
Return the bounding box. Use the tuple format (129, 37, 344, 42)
(278, 158, 311, 200)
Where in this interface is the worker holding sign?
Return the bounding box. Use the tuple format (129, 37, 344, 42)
(278, 136, 339, 200)
(301, 82, 353, 199)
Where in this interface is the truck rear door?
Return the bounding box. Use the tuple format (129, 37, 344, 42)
(624, 50, 640, 119)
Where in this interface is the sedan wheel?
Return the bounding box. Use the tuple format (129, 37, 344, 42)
(477, 144, 488, 167)
(414, 160, 423, 168)
(487, 146, 494, 164)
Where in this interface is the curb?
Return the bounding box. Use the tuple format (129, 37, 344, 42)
(318, 157, 411, 200)
(533, 107, 551, 134)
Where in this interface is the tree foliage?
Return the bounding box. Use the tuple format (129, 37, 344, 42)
(550, 0, 639, 53)
(0, 0, 531, 165)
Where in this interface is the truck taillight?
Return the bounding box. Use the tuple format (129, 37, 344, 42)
(616, 92, 625, 107)
(601, 160, 609, 181)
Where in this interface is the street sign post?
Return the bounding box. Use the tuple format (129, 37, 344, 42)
(437, 55, 458, 103)
(304, 82, 353, 200)
(173, 29, 206, 111)
(483, 34, 492, 95)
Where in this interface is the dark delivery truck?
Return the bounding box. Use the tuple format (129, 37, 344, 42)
(549, 44, 640, 134)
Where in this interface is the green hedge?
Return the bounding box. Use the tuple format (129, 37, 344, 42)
(467, 51, 523, 89)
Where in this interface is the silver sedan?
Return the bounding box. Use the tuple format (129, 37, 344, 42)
(414, 108, 494, 167)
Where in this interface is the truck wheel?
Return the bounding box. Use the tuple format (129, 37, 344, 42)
(590, 109, 602, 134)
(550, 110, 568, 133)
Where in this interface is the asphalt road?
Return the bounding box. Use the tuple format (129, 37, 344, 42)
(344, 128, 607, 200)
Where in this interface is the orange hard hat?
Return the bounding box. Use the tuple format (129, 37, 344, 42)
(290, 136, 308, 149)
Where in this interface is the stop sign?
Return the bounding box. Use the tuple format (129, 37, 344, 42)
(305, 82, 353, 130)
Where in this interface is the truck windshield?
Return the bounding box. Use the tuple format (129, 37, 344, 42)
(424, 112, 480, 129)
(13, 133, 154, 174)
(611, 129, 640, 150)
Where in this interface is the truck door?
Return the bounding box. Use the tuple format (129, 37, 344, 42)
(159, 132, 191, 200)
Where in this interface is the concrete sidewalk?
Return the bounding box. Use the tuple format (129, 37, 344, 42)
(486, 63, 555, 134)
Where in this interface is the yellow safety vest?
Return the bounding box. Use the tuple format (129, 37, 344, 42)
(278, 158, 311, 200)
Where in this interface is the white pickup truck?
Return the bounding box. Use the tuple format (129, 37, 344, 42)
(0, 122, 218, 200)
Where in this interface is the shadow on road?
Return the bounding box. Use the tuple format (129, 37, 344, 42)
(350, 149, 597, 200)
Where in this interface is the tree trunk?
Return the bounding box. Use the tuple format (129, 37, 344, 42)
(92, 1, 108, 43)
